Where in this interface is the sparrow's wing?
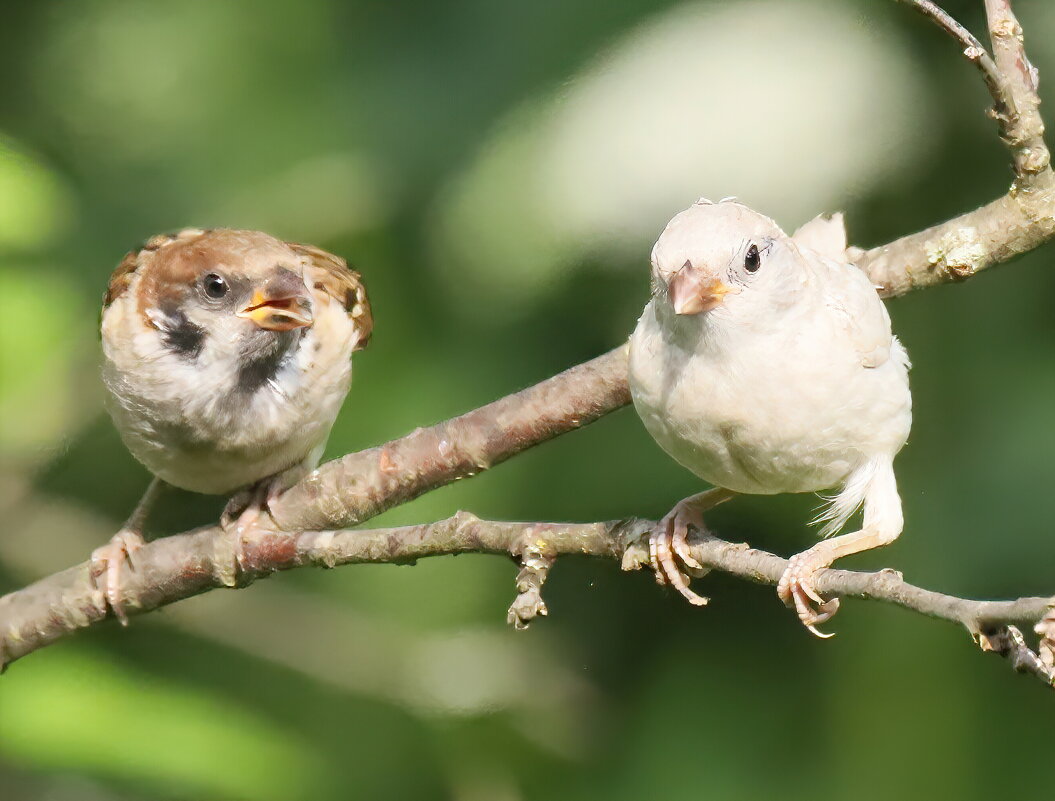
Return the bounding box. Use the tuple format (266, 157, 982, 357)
(791, 213, 848, 264)
(286, 241, 373, 351)
(103, 250, 140, 308)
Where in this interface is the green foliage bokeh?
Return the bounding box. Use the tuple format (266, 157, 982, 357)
(1, 1, 1054, 799)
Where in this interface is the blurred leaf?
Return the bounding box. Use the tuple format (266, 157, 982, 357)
(0, 649, 328, 801)
(431, 0, 932, 321)
(2, 0, 1054, 798)
(0, 138, 71, 249)
(0, 268, 86, 458)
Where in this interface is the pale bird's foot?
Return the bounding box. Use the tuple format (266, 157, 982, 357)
(777, 550, 841, 638)
(90, 529, 146, 626)
(649, 501, 711, 607)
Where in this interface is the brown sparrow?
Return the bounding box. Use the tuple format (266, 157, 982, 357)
(97, 228, 372, 621)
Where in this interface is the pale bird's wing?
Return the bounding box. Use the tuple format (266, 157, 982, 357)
(793, 213, 891, 368)
(815, 254, 893, 369)
(791, 212, 848, 264)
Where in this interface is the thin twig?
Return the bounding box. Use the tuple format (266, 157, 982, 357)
(898, 0, 1050, 188)
(900, 0, 1014, 123)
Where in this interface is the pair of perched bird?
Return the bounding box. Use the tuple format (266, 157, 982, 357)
(98, 199, 911, 634)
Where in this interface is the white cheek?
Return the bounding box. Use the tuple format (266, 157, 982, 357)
(185, 307, 243, 352)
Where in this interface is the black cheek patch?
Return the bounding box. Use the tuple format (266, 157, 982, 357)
(160, 309, 206, 360)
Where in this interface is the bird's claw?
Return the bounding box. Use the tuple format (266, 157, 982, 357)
(90, 529, 146, 626)
(671, 521, 705, 573)
(648, 504, 710, 606)
(777, 551, 840, 638)
(221, 479, 281, 572)
(221, 501, 263, 573)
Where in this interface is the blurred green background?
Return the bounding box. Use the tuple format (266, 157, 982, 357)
(2, 0, 1054, 799)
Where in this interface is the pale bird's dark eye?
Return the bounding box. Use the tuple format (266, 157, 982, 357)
(744, 244, 761, 273)
(202, 273, 229, 299)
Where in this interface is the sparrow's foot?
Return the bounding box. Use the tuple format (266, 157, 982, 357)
(221, 479, 281, 571)
(90, 477, 164, 625)
(90, 529, 146, 626)
(777, 550, 840, 638)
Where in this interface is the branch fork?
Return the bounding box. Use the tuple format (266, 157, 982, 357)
(507, 532, 557, 630)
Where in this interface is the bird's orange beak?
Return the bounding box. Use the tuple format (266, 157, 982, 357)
(667, 266, 738, 315)
(237, 273, 313, 331)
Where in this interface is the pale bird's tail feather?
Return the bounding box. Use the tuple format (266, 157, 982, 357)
(812, 455, 886, 539)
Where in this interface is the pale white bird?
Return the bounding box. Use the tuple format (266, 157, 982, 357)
(628, 198, 911, 634)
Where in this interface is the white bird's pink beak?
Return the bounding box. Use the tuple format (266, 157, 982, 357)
(667, 264, 738, 315)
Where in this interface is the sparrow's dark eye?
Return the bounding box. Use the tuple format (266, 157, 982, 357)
(202, 273, 229, 299)
(744, 244, 761, 273)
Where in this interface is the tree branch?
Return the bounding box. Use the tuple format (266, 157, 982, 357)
(857, 191, 1055, 297)
(900, 0, 1049, 188)
(870, 0, 1054, 296)
(2, 514, 1052, 686)
(268, 345, 631, 533)
(983, 0, 1050, 187)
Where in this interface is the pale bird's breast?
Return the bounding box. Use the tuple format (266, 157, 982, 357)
(628, 300, 910, 496)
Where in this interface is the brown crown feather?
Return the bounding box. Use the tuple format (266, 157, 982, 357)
(102, 230, 372, 352)
(102, 229, 207, 309)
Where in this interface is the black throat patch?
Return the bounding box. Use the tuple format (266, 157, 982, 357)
(236, 329, 302, 395)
